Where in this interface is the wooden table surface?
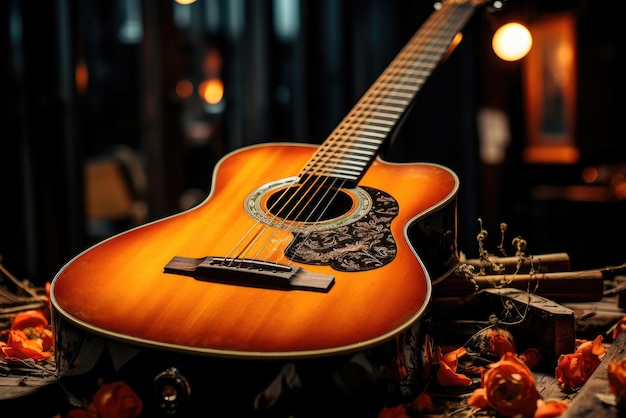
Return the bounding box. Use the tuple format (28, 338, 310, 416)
(1, 289, 625, 417)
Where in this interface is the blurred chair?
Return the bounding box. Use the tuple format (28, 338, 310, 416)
(84, 145, 148, 241)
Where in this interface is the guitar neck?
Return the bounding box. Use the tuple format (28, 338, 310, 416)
(299, 0, 479, 186)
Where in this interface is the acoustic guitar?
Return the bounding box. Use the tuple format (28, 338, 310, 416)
(51, 0, 481, 363)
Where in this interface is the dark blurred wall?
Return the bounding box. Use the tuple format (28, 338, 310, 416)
(2, 0, 84, 285)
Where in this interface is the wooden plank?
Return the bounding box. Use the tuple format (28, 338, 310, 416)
(427, 288, 576, 356)
(434, 269, 605, 302)
(564, 296, 625, 340)
(561, 330, 626, 417)
(463, 252, 571, 274)
(615, 276, 626, 309)
(480, 288, 576, 356)
(0, 373, 57, 401)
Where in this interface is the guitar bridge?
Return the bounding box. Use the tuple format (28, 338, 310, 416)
(164, 256, 334, 292)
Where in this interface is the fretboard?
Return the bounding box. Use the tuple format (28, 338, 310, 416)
(299, 0, 479, 185)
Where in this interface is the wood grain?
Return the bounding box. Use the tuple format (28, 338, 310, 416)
(51, 143, 458, 359)
(561, 330, 626, 417)
(434, 269, 605, 302)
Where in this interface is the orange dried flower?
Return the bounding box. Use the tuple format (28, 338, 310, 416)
(0, 308, 54, 362)
(469, 326, 515, 360)
(90, 381, 143, 418)
(488, 328, 516, 358)
(10, 309, 49, 331)
(44, 281, 52, 321)
(534, 399, 569, 418)
(62, 381, 143, 418)
(608, 357, 626, 405)
(467, 352, 540, 417)
(435, 345, 472, 387)
(519, 347, 541, 369)
(39, 327, 54, 352)
(64, 410, 91, 418)
(555, 335, 606, 389)
(377, 404, 409, 418)
(62, 381, 141, 418)
(0, 328, 53, 361)
(613, 315, 626, 340)
(410, 392, 432, 412)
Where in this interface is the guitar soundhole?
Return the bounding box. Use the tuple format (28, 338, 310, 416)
(245, 177, 372, 232)
(266, 186, 353, 222)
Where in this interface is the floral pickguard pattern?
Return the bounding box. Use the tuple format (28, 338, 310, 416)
(285, 187, 398, 271)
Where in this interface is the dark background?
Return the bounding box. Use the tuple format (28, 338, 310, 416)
(1, 0, 625, 286)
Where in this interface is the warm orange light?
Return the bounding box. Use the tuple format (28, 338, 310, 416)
(174, 0, 197, 5)
(492, 22, 532, 61)
(522, 145, 579, 164)
(611, 173, 626, 200)
(582, 166, 598, 183)
(198, 78, 224, 104)
(176, 79, 193, 99)
(75, 60, 89, 94)
(203, 49, 223, 75)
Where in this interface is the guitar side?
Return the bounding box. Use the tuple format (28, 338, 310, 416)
(51, 143, 459, 359)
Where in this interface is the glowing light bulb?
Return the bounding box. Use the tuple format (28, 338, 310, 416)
(199, 79, 224, 104)
(492, 22, 532, 61)
(176, 79, 193, 99)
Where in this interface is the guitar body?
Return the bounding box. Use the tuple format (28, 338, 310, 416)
(51, 143, 458, 359)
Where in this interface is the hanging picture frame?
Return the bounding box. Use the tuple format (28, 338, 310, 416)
(522, 13, 578, 164)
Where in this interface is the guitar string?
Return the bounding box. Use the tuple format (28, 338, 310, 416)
(249, 176, 346, 264)
(223, 0, 464, 268)
(219, 178, 305, 265)
(249, 2, 466, 266)
(220, 169, 338, 266)
(277, 2, 467, 263)
(220, 1, 473, 271)
(236, 172, 340, 263)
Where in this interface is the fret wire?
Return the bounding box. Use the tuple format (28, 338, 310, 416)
(300, 1, 477, 182)
(352, 137, 380, 144)
(337, 128, 389, 135)
(321, 159, 369, 166)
